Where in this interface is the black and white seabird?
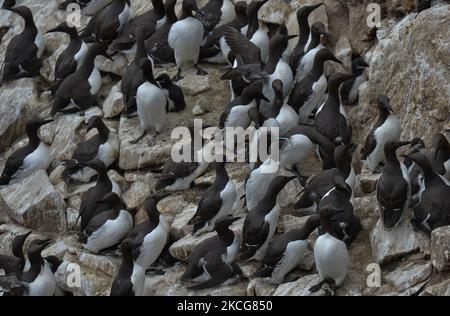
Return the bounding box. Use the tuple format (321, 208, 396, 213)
(156, 73, 186, 113)
(182, 217, 241, 290)
(77, 159, 121, 233)
(20, 239, 56, 296)
(223, 25, 296, 117)
(82, 192, 133, 254)
(309, 206, 350, 294)
(261, 80, 298, 137)
(1, 6, 44, 84)
(295, 144, 357, 213)
(199, 1, 248, 65)
(80, 0, 131, 43)
(62, 115, 119, 183)
(431, 133, 450, 179)
(51, 42, 112, 115)
(241, 176, 295, 261)
(340, 56, 369, 106)
(361, 95, 401, 172)
(46, 22, 89, 95)
(121, 26, 156, 116)
(318, 174, 361, 246)
(154, 126, 212, 192)
(189, 161, 237, 235)
(110, 239, 145, 296)
(0, 118, 53, 186)
(196, 0, 236, 34)
(295, 22, 329, 82)
(289, 3, 324, 76)
(407, 153, 450, 235)
(0, 231, 31, 275)
(376, 141, 411, 230)
(243, 0, 269, 63)
(145, 0, 178, 64)
(219, 81, 268, 129)
(168, 0, 207, 81)
(253, 215, 320, 284)
(111, 0, 165, 53)
(288, 48, 342, 121)
(131, 58, 168, 145)
(405, 138, 426, 208)
(125, 192, 171, 271)
(283, 125, 337, 171)
(315, 73, 356, 145)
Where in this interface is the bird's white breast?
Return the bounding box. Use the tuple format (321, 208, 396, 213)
(88, 67, 102, 95)
(137, 215, 170, 269)
(74, 41, 89, 69)
(16, 142, 51, 180)
(136, 82, 167, 132)
(27, 263, 56, 296)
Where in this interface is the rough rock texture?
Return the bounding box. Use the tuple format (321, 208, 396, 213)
(431, 226, 450, 272)
(0, 171, 67, 232)
(349, 5, 450, 144)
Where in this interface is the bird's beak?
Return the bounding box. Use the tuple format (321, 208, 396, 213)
(46, 26, 63, 34)
(260, 93, 270, 102)
(287, 35, 299, 40)
(398, 141, 411, 148)
(39, 119, 54, 127)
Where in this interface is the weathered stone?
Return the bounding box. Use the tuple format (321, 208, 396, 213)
(178, 74, 210, 96)
(95, 54, 133, 77)
(259, 0, 292, 25)
(273, 274, 326, 296)
(118, 116, 172, 170)
(0, 79, 34, 153)
(385, 261, 432, 292)
(158, 194, 189, 221)
(246, 278, 277, 296)
(431, 226, 450, 272)
(192, 105, 206, 116)
(0, 171, 67, 232)
(122, 173, 157, 210)
(421, 279, 450, 296)
(359, 169, 380, 194)
(170, 204, 198, 240)
(353, 194, 378, 231)
(370, 217, 426, 264)
(349, 6, 450, 145)
(102, 82, 124, 118)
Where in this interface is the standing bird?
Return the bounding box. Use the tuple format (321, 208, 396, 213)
(431, 133, 450, 179)
(196, 0, 236, 34)
(189, 161, 237, 235)
(241, 176, 295, 261)
(295, 22, 329, 82)
(289, 3, 324, 75)
(407, 153, 450, 234)
(111, 0, 165, 53)
(156, 74, 186, 113)
(223, 26, 296, 118)
(0, 231, 32, 276)
(51, 42, 112, 115)
(125, 192, 171, 272)
(131, 58, 168, 145)
(1, 6, 44, 84)
(121, 26, 156, 116)
(295, 144, 357, 213)
(80, 0, 131, 43)
(376, 141, 411, 230)
(0, 118, 53, 186)
(340, 56, 369, 106)
(145, 0, 178, 64)
(288, 48, 342, 121)
(77, 159, 121, 233)
(182, 217, 241, 290)
(361, 95, 401, 172)
(405, 138, 426, 208)
(309, 206, 350, 294)
(168, 0, 206, 81)
(315, 73, 356, 145)
(20, 239, 56, 296)
(62, 116, 119, 183)
(219, 81, 268, 129)
(261, 80, 298, 137)
(46, 22, 89, 95)
(318, 174, 361, 246)
(82, 193, 133, 254)
(253, 215, 320, 284)
(110, 239, 145, 296)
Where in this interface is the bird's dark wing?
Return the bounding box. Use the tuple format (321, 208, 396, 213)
(71, 134, 103, 163)
(361, 129, 377, 160)
(223, 26, 261, 65)
(1, 145, 34, 180)
(84, 209, 114, 236)
(187, 253, 235, 290)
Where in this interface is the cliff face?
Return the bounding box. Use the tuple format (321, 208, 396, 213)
(0, 0, 449, 296)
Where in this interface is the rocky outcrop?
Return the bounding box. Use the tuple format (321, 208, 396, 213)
(431, 226, 450, 272)
(0, 171, 67, 232)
